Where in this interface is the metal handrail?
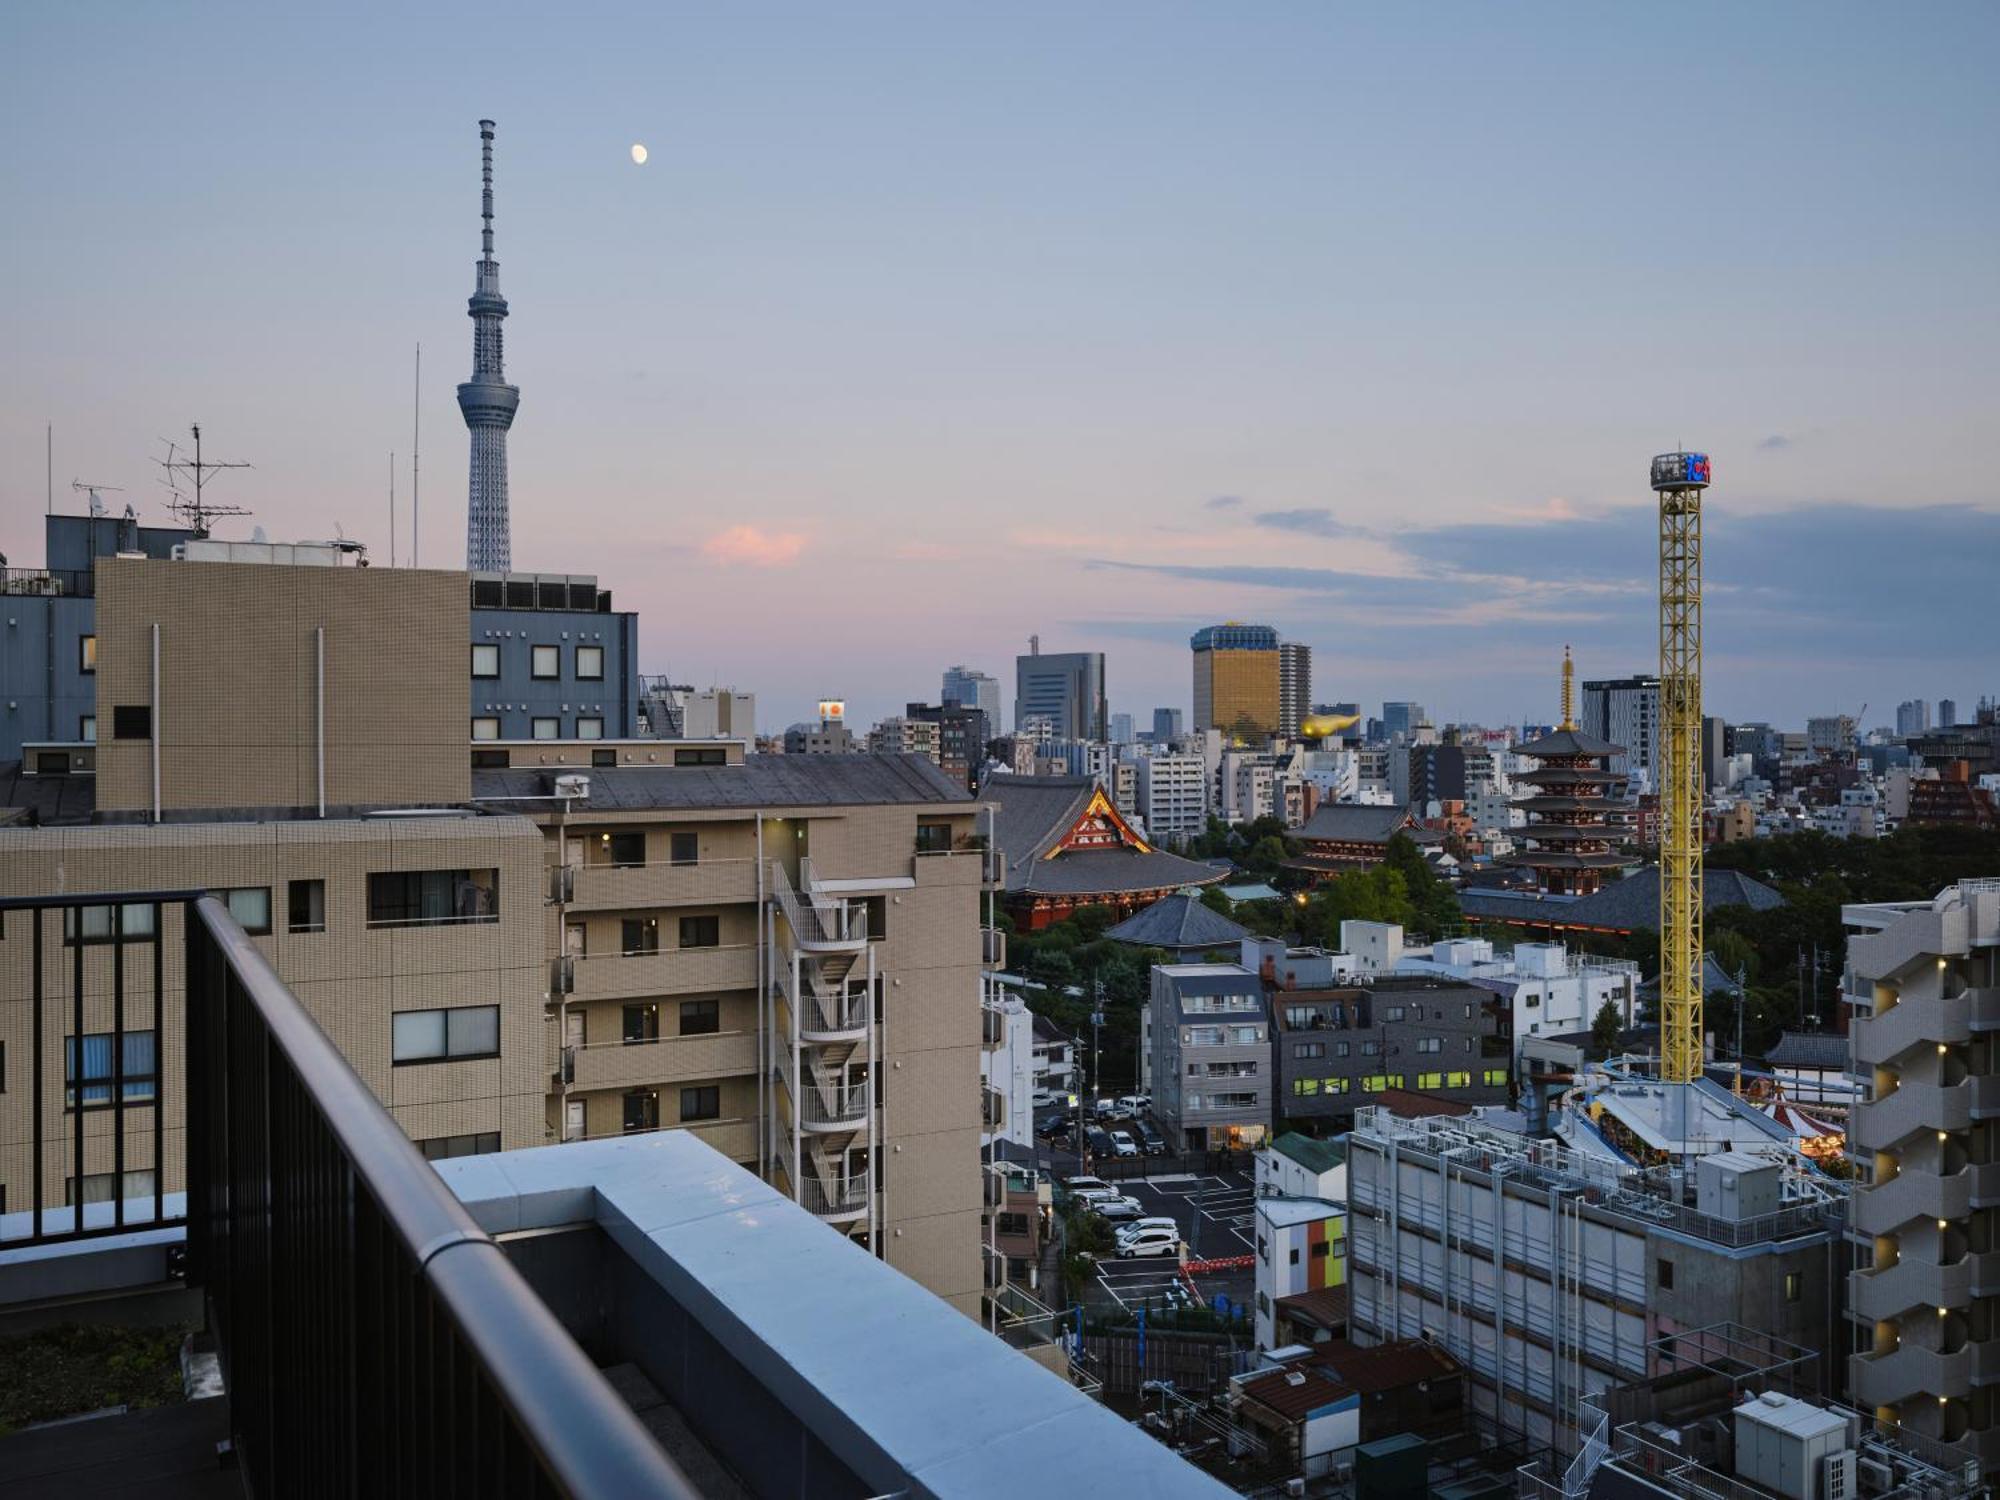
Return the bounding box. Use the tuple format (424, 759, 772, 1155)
(187, 897, 698, 1497)
(772, 860, 868, 946)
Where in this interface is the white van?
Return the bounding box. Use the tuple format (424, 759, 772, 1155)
(1116, 1226, 1182, 1259)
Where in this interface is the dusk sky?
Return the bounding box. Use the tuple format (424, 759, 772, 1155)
(5, 4, 1995, 733)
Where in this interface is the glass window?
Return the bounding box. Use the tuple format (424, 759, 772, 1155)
(368, 869, 498, 926)
(65, 1031, 158, 1107)
(577, 717, 604, 740)
(669, 831, 698, 866)
(65, 903, 157, 945)
(80, 715, 96, 743)
(531, 717, 560, 740)
(471, 717, 501, 741)
(471, 644, 500, 678)
(674, 747, 726, 767)
(79, 635, 97, 673)
(680, 999, 720, 1036)
(531, 645, 560, 679)
(605, 831, 645, 867)
(447, 1007, 499, 1057)
(575, 645, 604, 680)
(472, 748, 510, 768)
(623, 1089, 659, 1133)
(287, 879, 326, 934)
(679, 1086, 721, 1122)
(591, 748, 616, 767)
(678, 914, 720, 949)
(392, 1010, 447, 1061)
(221, 887, 272, 935)
(1336, 1041, 1350, 1058)
(915, 822, 953, 854)
(113, 705, 152, 739)
(419, 1132, 501, 1160)
(623, 1004, 659, 1044)
(67, 1169, 156, 1206)
(1232, 1025, 1259, 1045)
(621, 918, 659, 955)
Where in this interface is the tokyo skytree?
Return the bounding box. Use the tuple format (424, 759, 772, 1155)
(458, 119, 519, 573)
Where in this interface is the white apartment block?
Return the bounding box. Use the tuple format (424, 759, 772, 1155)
(1395, 938, 1638, 1048)
(979, 991, 1036, 1151)
(1138, 751, 1210, 845)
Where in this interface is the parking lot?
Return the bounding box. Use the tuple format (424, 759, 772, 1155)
(1062, 1164, 1260, 1318)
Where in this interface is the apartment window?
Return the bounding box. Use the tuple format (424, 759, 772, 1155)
(669, 831, 698, 866)
(1446, 1071, 1471, 1088)
(65, 902, 157, 945)
(621, 919, 659, 955)
(679, 1085, 721, 1123)
(80, 715, 96, 743)
(1657, 1258, 1674, 1290)
(1289, 1247, 1300, 1266)
(113, 704, 151, 739)
(531, 645, 560, 679)
(1232, 1025, 1259, 1045)
(1361, 1075, 1396, 1093)
(65, 1031, 158, 1108)
(79, 635, 97, 673)
(1257, 1236, 1268, 1262)
(680, 999, 720, 1036)
(67, 1169, 157, 1207)
(419, 1132, 501, 1160)
(577, 716, 604, 740)
(367, 869, 497, 926)
(1361, 1040, 1382, 1058)
(471, 644, 500, 678)
(471, 717, 501, 742)
(1464, 1037, 1474, 1054)
(915, 822, 953, 854)
(996, 1212, 1030, 1237)
(287, 880, 326, 934)
(678, 914, 720, 949)
(1417, 1037, 1442, 1055)
(1323, 1078, 1350, 1094)
(218, 886, 272, 935)
(1417, 1072, 1444, 1090)
(605, 831, 645, 867)
(1336, 1041, 1350, 1058)
(1382, 1006, 1405, 1022)
(674, 747, 726, 767)
(862, 895, 887, 942)
(622, 1004, 660, 1043)
(391, 1005, 500, 1064)
(1483, 1069, 1509, 1087)
(1784, 1272, 1802, 1303)
(592, 748, 617, 767)
(531, 717, 560, 740)
(1293, 1079, 1319, 1096)
(1294, 1042, 1325, 1060)
(1311, 1240, 1330, 1260)
(623, 1089, 659, 1133)
(1464, 1003, 1473, 1020)
(575, 645, 604, 680)
(1524, 994, 1541, 1009)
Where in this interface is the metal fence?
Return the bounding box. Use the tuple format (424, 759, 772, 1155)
(6, 891, 699, 1498)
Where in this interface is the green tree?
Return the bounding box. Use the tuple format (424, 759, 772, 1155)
(1070, 903, 1118, 943)
(1590, 998, 1623, 1055)
(1382, 832, 1462, 940)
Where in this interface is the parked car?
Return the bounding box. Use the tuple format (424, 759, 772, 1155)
(1040, 1117, 1072, 1143)
(1092, 1196, 1146, 1222)
(1117, 1094, 1151, 1113)
(1115, 1217, 1180, 1241)
(1108, 1130, 1140, 1159)
(1138, 1127, 1168, 1156)
(1084, 1127, 1113, 1157)
(1031, 1087, 1061, 1109)
(1116, 1226, 1182, 1259)
(1091, 1099, 1122, 1120)
(1062, 1175, 1115, 1200)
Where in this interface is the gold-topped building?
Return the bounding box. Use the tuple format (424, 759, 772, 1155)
(1500, 648, 1635, 897)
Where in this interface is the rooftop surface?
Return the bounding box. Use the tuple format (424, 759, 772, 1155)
(1104, 890, 1249, 950)
(435, 1132, 1237, 1499)
(1268, 1132, 1346, 1175)
(476, 751, 971, 809)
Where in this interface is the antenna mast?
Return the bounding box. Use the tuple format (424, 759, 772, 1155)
(412, 343, 422, 566)
(389, 452, 397, 567)
(158, 423, 252, 537)
(71, 479, 126, 519)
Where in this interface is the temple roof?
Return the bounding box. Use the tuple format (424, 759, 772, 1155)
(986, 775, 1225, 898)
(1103, 891, 1250, 951)
(1295, 803, 1414, 845)
(1513, 727, 1623, 760)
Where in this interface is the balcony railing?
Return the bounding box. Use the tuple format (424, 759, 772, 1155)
(771, 861, 867, 949)
(796, 1170, 871, 1221)
(778, 1052, 871, 1130)
(4, 890, 698, 1496)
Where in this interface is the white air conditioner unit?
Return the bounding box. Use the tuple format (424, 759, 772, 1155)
(1853, 1456, 1892, 1493)
(553, 772, 590, 800)
(1821, 1450, 1854, 1500)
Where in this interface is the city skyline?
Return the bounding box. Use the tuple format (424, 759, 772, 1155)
(5, 4, 1996, 728)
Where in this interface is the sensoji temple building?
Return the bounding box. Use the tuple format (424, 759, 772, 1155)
(1498, 649, 1635, 898)
(986, 775, 1225, 930)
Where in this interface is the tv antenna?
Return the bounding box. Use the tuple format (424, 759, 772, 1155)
(70, 479, 125, 518)
(157, 423, 252, 536)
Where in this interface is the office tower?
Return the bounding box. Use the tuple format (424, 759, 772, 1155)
(1109, 711, 1134, 745)
(1152, 707, 1184, 743)
(940, 665, 1001, 727)
(1701, 714, 1727, 790)
(1190, 623, 1280, 737)
(1939, 697, 1959, 727)
(1278, 642, 1311, 738)
(1845, 881, 2000, 1465)
(1579, 674, 1659, 780)
(1405, 742, 1466, 807)
(1895, 699, 1931, 737)
(1380, 702, 1426, 741)
(1807, 714, 1857, 757)
(904, 699, 989, 789)
(458, 120, 521, 573)
(1014, 641, 1106, 741)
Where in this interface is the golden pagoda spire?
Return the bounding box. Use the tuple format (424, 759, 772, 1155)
(1559, 644, 1576, 731)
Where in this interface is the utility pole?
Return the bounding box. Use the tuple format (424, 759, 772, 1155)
(1733, 963, 1747, 1096)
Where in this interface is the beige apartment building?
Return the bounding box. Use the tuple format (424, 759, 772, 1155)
(0, 548, 996, 1314)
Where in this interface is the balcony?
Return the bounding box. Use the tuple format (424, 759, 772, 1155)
(779, 1056, 871, 1133)
(1850, 1342, 1989, 1408)
(569, 856, 760, 911)
(795, 1169, 871, 1224)
(982, 925, 1007, 969)
(912, 847, 991, 889)
(1850, 1254, 1972, 1322)
(568, 1029, 757, 1091)
(771, 861, 867, 951)
(1851, 992, 1972, 1067)
(567, 942, 756, 1001)
(1852, 1165, 1973, 1236)
(982, 999, 1008, 1050)
(1850, 1078, 1973, 1151)
(789, 980, 870, 1043)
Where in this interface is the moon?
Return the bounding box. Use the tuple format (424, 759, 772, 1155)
(630, 143, 648, 165)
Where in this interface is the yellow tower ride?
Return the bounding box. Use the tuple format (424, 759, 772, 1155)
(1652, 451, 1711, 1086)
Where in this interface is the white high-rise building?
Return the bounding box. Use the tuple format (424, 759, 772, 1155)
(1137, 751, 1209, 845)
(1894, 699, 1930, 737)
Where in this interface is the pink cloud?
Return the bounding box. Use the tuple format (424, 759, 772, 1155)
(703, 524, 806, 567)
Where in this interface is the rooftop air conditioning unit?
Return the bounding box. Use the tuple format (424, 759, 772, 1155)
(553, 773, 590, 800)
